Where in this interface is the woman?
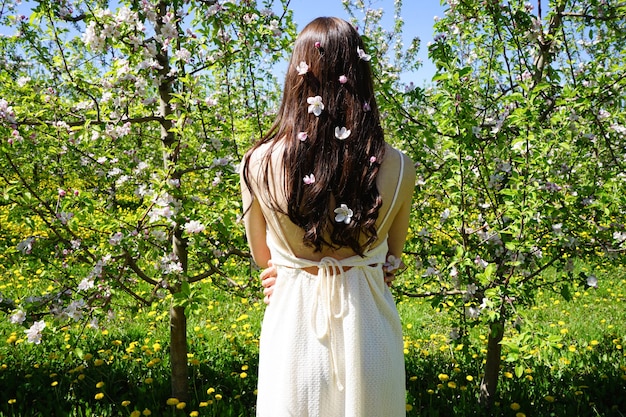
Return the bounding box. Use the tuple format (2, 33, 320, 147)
(241, 17, 415, 417)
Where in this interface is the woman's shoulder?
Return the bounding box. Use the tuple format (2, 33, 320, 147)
(244, 139, 285, 170)
(382, 143, 416, 179)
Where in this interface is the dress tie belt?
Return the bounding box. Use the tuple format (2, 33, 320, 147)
(310, 256, 352, 391)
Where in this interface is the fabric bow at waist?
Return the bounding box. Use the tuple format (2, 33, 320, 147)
(267, 236, 389, 391)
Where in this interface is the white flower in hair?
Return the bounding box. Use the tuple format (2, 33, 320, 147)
(303, 174, 315, 185)
(307, 95, 324, 117)
(334, 204, 353, 224)
(357, 46, 371, 61)
(334, 126, 351, 140)
(296, 61, 309, 75)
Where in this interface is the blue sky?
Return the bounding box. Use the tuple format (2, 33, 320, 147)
(285, 0, 446, 84)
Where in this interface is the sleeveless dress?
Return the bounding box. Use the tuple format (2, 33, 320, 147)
(255, 152, 406, 417)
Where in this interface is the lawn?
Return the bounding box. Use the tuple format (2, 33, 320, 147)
(0, 263, 624, 416)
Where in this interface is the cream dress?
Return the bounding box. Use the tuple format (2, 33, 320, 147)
(246, 144, 408, 417)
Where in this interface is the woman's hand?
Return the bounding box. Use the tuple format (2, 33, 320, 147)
(383, 254, 405, 287)
(260, 260, 278, 304)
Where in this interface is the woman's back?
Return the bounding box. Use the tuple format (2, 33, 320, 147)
(245, 141, 414, 263)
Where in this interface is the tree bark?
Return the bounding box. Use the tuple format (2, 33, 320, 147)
(154, 0, 189, 401)
(170, 304, 189, 401)
(479, 320, 505, 407)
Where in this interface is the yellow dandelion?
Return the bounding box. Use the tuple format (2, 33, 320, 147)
(207, 387, 215, 395)
(51, 381, 58, 387)
(94, 359, 104, 366)
(176, 402, 186, 410)
(215, 394, 223, 401)
(406, 404, 413, 411)
(438, 373, 450, 382)
(199, 402, 208, 407)
(503, 371, 514, 379)
(466, 375, 474, 381)
(96, 381, 105, 388)
(240, 372, 248, 379)
(516, 413, 526, 417)
(84, 353, 93, 361)
(568, 345, 576, 352)
(590, 340, 599, 346)
(242, 365, 249, 371)
(447, 381, 457, 389)
(8, 399, 17, 404)
(544, 395, 555, 403)
(94, 392, 105, 400)
(190, 412, 199, 417)
(130, 411, 141, 417)
(510, 402, 521, 410)
(122, 400, 131, 407)
(166, 398, 179, 406)
(409, 376, 418, 381)
(427, 389, 435, 395)
(142, 409, 151, 416)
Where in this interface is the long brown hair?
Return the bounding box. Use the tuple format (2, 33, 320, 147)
(243, 17, 385, 256)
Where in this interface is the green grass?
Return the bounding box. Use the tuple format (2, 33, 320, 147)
(0, 267, 625, 416)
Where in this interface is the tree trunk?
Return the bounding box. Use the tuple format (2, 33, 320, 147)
(153, 1, 189, 401)
(479, 320, 505, 407)
(170, 304, 188, 401)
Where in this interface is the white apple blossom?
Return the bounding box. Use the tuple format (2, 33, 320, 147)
(109, 232, 123, 245)
(184, 220, 205, 234)
(77, 278, 95, 291)
(334, 204, 353, 224)
(25, 320, 46, 344)
(307, 96, 324, 116)
(10, 309, 26, 324)
(334, 126, 351, 140)
(17, 237, 35, 254)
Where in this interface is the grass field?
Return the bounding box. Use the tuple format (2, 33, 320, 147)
(0, 264, 625, 416)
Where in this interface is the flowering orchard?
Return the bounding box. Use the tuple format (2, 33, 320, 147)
(0, 0, 296, 401)
(347, 0, 626, 405)
(1, 0, 625, 412)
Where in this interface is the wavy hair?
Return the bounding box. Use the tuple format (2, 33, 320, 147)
(243, 17, 385, 256)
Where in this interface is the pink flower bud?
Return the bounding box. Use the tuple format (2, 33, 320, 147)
(339, 75, 348, 84)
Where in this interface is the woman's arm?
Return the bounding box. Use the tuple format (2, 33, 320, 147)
(241, 169, 271, 269)
(384, 153, 416, 284)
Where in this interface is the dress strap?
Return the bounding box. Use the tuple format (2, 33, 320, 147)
(377, 149, 405, 231)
